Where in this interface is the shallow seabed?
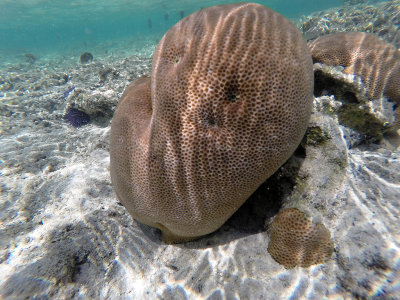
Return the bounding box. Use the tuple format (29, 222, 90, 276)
(1, 1, 400, 299)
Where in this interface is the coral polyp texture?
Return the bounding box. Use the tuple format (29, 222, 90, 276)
(308, 32, 400, 119)
(268, 208, 334, 268)
(109, 3, 314, 243)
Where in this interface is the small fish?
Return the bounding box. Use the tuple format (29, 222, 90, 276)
(63, 86, 75, 98)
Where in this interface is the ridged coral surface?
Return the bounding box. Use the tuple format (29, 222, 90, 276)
(110, 3, 314, 242)
(308, 32, 400, 120)
(268, 208, 334, 268)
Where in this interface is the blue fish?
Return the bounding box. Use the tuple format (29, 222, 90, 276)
(63, 86, 75, 98)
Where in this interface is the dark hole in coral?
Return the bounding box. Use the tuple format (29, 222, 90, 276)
(314, 70, 358, 103)
(207, 117, 216, 126)
(342, 91, 358, 104)
(225, 81, 238, 102)
(201, 110, 220, 127)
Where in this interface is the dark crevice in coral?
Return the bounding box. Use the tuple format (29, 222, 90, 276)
(223, 145, 305, 234)
(314, 69, 389, 145)
(224, 80, 239, 102)
(294, 142, 307, 157)
(313, 70, 359, 103)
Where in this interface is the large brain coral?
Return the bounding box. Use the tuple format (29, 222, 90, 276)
(268, 208, 334, 268)
(308, 32, 400, 118)
(110, 3, 314, 243)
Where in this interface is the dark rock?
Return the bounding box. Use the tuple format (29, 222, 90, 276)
(99, 68, 112, 82)
(24, 53, 36, 64)
(80, 52, 93, 64)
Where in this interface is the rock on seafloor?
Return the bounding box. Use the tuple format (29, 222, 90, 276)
(1, 5, 400, 300)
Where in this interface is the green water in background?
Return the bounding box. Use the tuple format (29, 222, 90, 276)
(0, 0, 385, 59)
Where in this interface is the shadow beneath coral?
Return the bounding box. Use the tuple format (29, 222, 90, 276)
(314, 69, 360, 103)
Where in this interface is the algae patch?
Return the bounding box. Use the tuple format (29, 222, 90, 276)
(338, 103, 387, 142)
(305, 126, 331, 147)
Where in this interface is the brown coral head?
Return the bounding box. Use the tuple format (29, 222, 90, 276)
(110, 3, 314, 243)
(268, 208, 333, 268)
(308, 32, 400, 108)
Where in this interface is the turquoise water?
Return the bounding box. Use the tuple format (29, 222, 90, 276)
(0, 0, 382, 58)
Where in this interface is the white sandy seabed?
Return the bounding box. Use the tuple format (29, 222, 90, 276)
(0, 38, 400, 299)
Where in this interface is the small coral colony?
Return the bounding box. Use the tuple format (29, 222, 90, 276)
(109, 3, 398, 268)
